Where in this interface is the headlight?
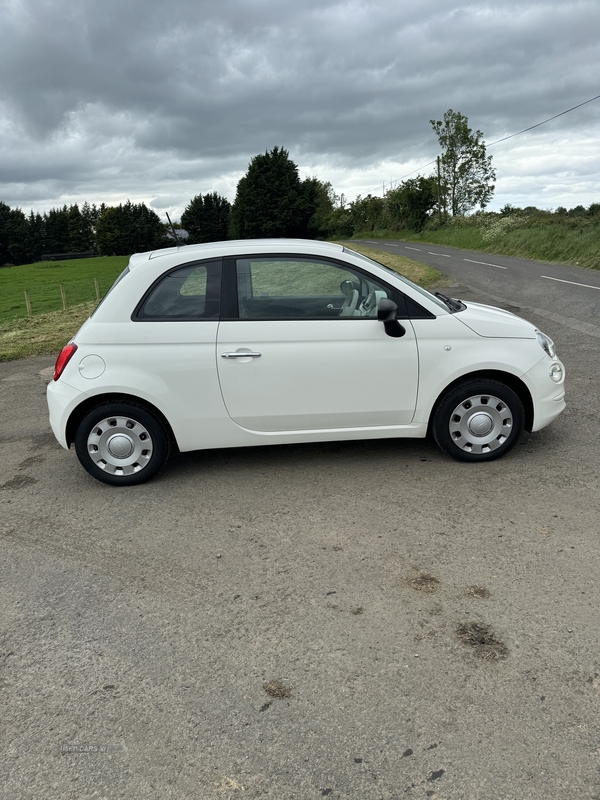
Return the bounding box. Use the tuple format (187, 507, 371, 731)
(536, 330, 555, 358)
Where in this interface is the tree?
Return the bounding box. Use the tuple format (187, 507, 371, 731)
(96, 202, 167, 256)
(385, 176, 436, 232)
(8, 208, 29, 264)
(230, 146, 306, 238)
(430, 109, 495, 216)
(43, 206, 70, 253)
(0, 203, 46, 264)
(181, 192, 231, 243)
(24, 211, 44, 263)
(79, 202, 97, 250)
(348, 194, 386, 232)
(0, 202, 12, 264)
(95, 207, 121, 255)
(296, 177, 336, 239)
(67, 203, 95, 252)
(0, 201, 28, 264)
(499, 204, 521, 216)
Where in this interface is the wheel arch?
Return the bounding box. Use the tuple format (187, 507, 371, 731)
(66, 393, 178, 449)
(428, 370, 534, 433)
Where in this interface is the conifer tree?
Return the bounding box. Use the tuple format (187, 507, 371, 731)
(181, 192, 231, 243)
(230, 147, 306, 238)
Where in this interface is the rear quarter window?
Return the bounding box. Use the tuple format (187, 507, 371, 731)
(133, 260, 221, 321)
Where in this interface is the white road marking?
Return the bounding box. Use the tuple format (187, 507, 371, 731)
(541, 275, 600, 291)
(405, 247, 421, 251)
(464, 258, 508, 270)
(429, 252, 450, 257)
(366, 240, 379, 244)
(387, 243, 399, 247)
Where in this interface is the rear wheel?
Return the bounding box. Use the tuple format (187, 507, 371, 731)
(74, 403, 169, 485)
(432, 380, 524, 462)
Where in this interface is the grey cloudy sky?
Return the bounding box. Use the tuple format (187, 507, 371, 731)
(1, 0, 599, 219)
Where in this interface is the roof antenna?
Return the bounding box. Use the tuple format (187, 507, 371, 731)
(165, 211, 184, 246)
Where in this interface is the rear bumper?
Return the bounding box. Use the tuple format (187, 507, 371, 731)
(47, 378, 84, 449)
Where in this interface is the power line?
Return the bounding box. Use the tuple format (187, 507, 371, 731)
(486, 93, 600, 146)
(349, 92, 600, 202)
(383, 159, 437, 189)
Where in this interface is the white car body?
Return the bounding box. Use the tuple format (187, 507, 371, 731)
(47, 239, 566, 483)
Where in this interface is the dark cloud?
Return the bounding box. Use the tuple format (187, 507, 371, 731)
(0, 0, 599, 215)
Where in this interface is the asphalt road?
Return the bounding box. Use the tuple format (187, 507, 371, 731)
(1, 250, 600, 800)
(355, 238, 600, 339)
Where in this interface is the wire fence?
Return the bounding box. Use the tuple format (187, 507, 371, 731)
(1, 277, 110, 322)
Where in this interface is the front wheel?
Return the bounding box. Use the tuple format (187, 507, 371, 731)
(432, 380, 524, 462)
(74, 403, 170, 485)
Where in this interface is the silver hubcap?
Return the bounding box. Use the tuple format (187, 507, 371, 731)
(87, 416, 153, 476)
(449, 394, 513, 454)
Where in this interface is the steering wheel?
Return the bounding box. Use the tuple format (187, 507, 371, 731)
(362, 291, 376, 315)
(339, 289, 359, 316)
(359, 290, 387, 317)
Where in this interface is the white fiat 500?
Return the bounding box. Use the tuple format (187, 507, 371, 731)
(47, 239, 566, 485)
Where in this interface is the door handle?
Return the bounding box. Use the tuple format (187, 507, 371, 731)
(221, 351, 262, 358)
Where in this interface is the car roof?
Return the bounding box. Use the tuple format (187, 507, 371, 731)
(127, 239, 345, 270)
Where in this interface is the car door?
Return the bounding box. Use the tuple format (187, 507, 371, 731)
(216, 254, 419, 432)
(126, 259, 224, 445)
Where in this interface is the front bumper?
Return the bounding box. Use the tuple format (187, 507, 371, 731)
(525, 356, 566, 432)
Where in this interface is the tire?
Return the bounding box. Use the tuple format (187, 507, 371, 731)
(432, 380, 524, 462)
(74, 402, 170, 486)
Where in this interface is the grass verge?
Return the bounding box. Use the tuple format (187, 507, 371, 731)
(335, 241, 442, 287)
(0, 302, 97, 362)
(351, 221, 600, 270)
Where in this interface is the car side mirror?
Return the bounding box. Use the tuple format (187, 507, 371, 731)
(377, 298, 406, 338)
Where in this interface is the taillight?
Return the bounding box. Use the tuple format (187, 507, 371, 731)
(53, 343, 78, 381)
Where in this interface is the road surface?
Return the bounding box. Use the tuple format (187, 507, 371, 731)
(354, 238, 600, 339)
(1, 247, 600, 799)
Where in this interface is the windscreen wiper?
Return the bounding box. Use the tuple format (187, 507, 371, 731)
(435, 292, 465, 313)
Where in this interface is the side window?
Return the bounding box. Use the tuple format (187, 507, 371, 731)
(135, 260, 221, 320)
(236, 257, 394, 319)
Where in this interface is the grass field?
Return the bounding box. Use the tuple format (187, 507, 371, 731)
(0, 256, 129, 322)
(0, 246, 441, 362)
